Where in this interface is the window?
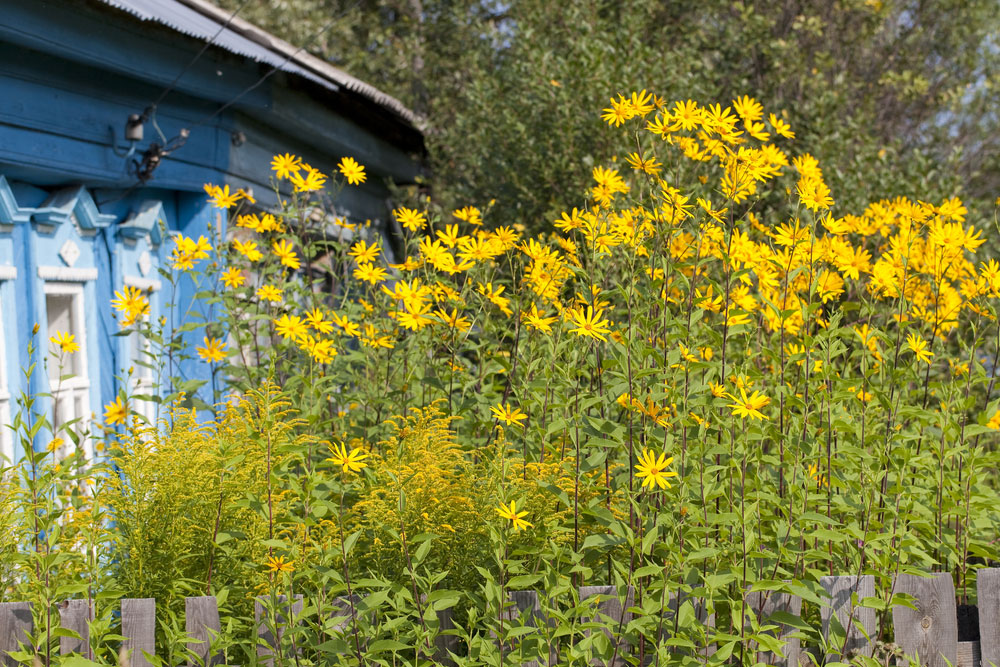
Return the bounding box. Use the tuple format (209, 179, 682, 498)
(0, 293, 11, 463)
(45, 283, 91, 458)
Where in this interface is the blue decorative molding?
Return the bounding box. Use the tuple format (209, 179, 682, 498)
(119, 200, 165, 246)
(32, 185, 116, 229)
(0, 175, 34, 225)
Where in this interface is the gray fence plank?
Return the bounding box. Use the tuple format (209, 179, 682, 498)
(746, 590, 802, 667)
(254, 595, 303, 667)
(893, 573, 958, 667)
(821, 575, 876, 660)
(957, 641, 982, 667)
(121, 598, 155, 667)
(980, 569, 1000, 667)
(0, 602, 32, 667)
(580, 586, 634, 667)
(58, 599, 93, 657)
(186, 596, 223, 666)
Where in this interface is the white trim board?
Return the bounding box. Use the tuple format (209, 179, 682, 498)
(124, 275, 161, 291)
(38, 266, 98, 281)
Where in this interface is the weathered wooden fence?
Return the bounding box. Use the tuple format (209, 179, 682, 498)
(2, 570, 999, 666)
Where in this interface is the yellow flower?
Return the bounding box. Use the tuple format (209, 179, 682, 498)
(337, 156, 366, 185)
(709, 382, 726, 398)
(495, 500, 532, 531)
(306, 337, 337, 364)
(732, 95, 763, 122)
(453, 206, 482, 226)
(625, 151, 662, 175)
(272, 239, 300, 270)
(635, 448, 677, 490)
(906, 333, 933, 364)
(434, 308, 471, 332)
(50, 331, 79, 354)
(265, 555, 295, 574)
(274, 314, 308, 341)
(256, 284, 282, 303)
(233, 238, 263, 262)
(394, 305, 434, 331)
(203, 183, 240, 209)
(172, 234, 212, 270)
(522, 303, 557, 333)
(196, 336, 227, 363)
(768, 112, 795, 139)
(326, 442, 369, 473)
(333, 312, 361, 337)
(797, 174, 834, 211)
(270, 153, 301, 179)
(220, 267, 245, 288)
(987, 411, 1000, 430)
(601, 94, 633, 127)
(477, 282, 513, 316)
(289, 166, 327, 192)
(349, 239, 381, 264)
(305, 308, 334, 334)
(436, 224, 463, 248)
(104, 396, 128, 426)
(569, 306, 612, 341)
(726, 387, 771, 420)
(490, 402, 527, 427)
(46, 437, 64, 453)
(354, 262, 388, 284)
(111, 286, 150, 327)
(394, 207, 427, 232)
(807, 462, 829, 487)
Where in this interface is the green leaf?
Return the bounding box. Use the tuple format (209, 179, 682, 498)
(368, 639, 410, 653)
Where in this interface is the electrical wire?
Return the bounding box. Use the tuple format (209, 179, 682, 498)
(150, 0, 253, 109)
(183, 0, 364, 132)
(115, 0, 362, 191)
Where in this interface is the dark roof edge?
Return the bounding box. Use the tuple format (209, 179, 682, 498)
(169, 0, 424, 132)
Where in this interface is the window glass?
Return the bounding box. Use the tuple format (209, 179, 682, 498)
(46, 293, 82, 378)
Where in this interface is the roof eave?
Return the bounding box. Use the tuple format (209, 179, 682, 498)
(170, 0, 424, 131)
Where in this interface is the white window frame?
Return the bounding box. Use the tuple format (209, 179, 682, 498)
(0, 291, 11, 463)
(44, 281, 92, 459)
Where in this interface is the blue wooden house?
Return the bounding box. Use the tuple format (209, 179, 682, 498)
(0, 0, 424, 460)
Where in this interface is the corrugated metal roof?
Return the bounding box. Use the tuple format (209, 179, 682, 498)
(94, 0, 421, 129)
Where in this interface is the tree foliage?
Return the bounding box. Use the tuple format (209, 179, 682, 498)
(215, 0, 999, 229)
